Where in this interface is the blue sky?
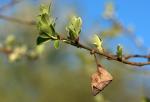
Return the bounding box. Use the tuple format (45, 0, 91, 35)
(116, 0, 150, 48)
(78, 0, 150, 51)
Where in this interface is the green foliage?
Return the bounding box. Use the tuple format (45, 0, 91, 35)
(36, 36, 50, 45)
(116, 44, 123, 59)
(8, 45, 27, 62)
(37, 4, 57, 45)
(36, 5, 83, 49)
(66, 16, 82, 40)
(37, 4, 61, 50)
(0, 35, 45, 62)
(92, 34, 103, 53)
(5, 35, 16, 46)
(40, 4, 50, 15)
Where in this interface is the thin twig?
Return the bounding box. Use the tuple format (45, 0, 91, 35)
(0, 1, 35, 26)
(0, 14, 36, 25)
(0, 47, 12, 54)
(64, 39, 150, 66)
(1, 36, 150, 66)
(124, 54, 150, 60)
(93, 53, 99, 66)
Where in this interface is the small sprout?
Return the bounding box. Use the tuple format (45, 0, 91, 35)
(66, 16, 82, 40)
(54, 40, 59, 49)
(40, 4, 49, 15)
(8, 45, 27, 62)
(36, 4, 57, 45)
(116, 44, 123, 59)
(5, 35, 15, 46)
(9, 52, 19, 62)
(92, 34, 104, 53)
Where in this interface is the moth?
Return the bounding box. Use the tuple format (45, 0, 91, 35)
(91, 64, 113, 96)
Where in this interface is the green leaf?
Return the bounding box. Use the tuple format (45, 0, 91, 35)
(36, 4, 58, 46)
(54, 40, 59, 49)
(5, 35, 15, 46)
(41, 14, 49, 24)
(92, 34, 103, 53)
(37, 17, 56, 36)
(66, 16, 82, 40)
(49, 24, 56, 36)
(37, 36, 50, 45)
(40, 4, 49, 15)
(39, 32, 50, 38)
(116, 44, 123, 58)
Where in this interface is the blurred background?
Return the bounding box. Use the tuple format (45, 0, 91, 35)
(0, 0, 150, 102)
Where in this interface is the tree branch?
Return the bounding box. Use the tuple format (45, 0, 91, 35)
(0, 46, 12, 54)
(124, 54, 150, 60)
(58, 35, 150, 67)
(0, 14, 36, 25)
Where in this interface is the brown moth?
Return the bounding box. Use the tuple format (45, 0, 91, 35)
(91, 64, 113, 96)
